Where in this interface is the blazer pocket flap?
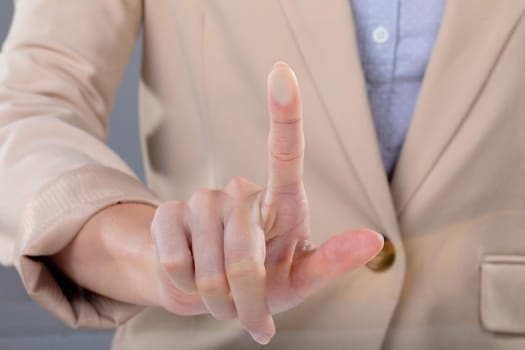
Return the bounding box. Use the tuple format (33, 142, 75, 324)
(481, 255, 525, 334)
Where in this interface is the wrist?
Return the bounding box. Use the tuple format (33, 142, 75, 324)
(100, 202, 162, 307)
(49, 202, 162, 307)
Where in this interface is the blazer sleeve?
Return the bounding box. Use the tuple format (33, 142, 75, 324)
(0, 0, 162, 328)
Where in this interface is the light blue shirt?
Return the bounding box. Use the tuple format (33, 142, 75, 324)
(350, 0, 446, 178)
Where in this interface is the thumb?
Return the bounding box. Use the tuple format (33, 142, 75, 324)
(290, 229, 384, 299)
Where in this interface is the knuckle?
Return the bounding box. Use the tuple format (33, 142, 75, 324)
(226, 258, 266, 281)
(196, 274, 229, 297)
(225, 176, 249, 192)
(189, 188, 225, 211)
(151, 201, 185, 234)
(224, 177, 261, 197)
(155, 200, 184, 220)
(270, 149, 302, 163)
(160, 254, 192, 274)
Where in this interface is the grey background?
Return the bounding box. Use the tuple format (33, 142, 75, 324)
(1, 2, 145, 349)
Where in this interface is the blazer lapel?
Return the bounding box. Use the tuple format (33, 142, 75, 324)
(391, 0, 525, 214)
(280, 0, 400, 234)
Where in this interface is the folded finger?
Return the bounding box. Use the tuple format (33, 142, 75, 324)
(151, 201, 197, 294)
(224, 202, 275, 345)
(188, 190, 236, 321)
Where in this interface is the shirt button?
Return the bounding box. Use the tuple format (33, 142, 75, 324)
(366, 236, 395, 272)
(372, 26, 390, 44)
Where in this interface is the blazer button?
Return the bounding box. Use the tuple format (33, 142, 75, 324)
(366, 236, 395, 272)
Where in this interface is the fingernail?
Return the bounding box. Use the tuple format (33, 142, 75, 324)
(370, 230, 385, 246)
(268, 62, 296, 106)
(273, 61, 289, 70)
(357, 229, 385, 258)
(251, 332, 272, 345)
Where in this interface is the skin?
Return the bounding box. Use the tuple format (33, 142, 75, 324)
(49, 61, 384, 345)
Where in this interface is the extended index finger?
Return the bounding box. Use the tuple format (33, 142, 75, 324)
(266, 62, 304, 195)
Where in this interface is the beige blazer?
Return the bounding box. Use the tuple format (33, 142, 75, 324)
(1, 1, 525, 349)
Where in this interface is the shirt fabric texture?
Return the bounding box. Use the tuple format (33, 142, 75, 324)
(350, 0, 446, 177)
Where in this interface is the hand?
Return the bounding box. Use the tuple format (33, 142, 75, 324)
(150, 61, 384, 345)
